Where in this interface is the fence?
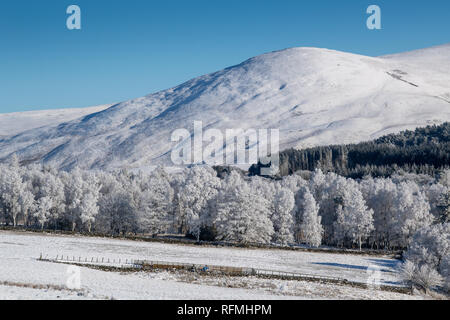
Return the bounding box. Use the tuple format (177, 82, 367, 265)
(39, 253, 138, 268)
(38, 254, 411, 294)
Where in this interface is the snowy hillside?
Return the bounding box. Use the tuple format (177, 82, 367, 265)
(0, 104, 112, 137)
(0, 44, 449, 170)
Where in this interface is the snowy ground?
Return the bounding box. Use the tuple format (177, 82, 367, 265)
(0, 231, 425, 300)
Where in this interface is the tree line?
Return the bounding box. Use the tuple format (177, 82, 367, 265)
(250, 122, 450, 179)
(1, 157, 448, 249)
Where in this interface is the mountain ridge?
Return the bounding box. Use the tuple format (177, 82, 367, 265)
(1, 44, 449, 171)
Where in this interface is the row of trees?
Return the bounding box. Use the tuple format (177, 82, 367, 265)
(1, 158, 448, 251)
(250, 122, 450, 179)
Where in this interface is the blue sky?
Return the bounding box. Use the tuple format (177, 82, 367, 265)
(1, 0, 449, 113)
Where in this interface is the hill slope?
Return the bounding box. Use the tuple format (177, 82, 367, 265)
(0, 45, 449, 170)
(0, 105, 112, 137)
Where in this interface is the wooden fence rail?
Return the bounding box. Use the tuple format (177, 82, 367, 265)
(38, 254, 412, 294)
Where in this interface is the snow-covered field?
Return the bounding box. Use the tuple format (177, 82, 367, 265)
(0, 231, 423, 299)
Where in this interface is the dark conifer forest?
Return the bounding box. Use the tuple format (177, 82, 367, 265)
(250, 122, 450, 179)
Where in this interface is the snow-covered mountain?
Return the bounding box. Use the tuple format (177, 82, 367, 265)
(0, 105, 112, 137)
(1, 44, 449, 170)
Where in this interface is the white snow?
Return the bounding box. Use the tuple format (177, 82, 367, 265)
(0, 230, 420, 299)
(0, 45, 449, 170)
(0, 104, 112, 137)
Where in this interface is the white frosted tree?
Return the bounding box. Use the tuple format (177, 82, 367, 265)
(0, 165, 24, 227)
(279, 174, 308, 194)
(308, 169, 348, 244)
(404, 223, 450, 273)
(79, 192, 99, 233)
(136, 166, 174, 235)
(215, 180, 274, 244)
(437, 190, 450, 224)
(176, 166, 221, 240)
(32, 170, 66, 229)
(298, 189, 323, 247)
(334, 182, 374, 250)
(360, 177, 398, 248)
(249, 175, 277, 213)
(422, 183, 448, 220)
(34, 196, 53, 229)
(271, 187, 295, 245)
(99, 180, 138, 236)
(61, 168, 84, 231)
(19, 185, 35, 227)
(392, 181, 434, 247)
(440, 254, 450, 292)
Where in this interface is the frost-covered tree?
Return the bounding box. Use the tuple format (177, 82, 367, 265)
(279, 174, 308, 194)
(308, 169, 351, 244)
(249, 175, 277, 213)
(34, 196, 53, 229)
(0, 165, 25, 226)
(405, 223, 450, 273)
(298, 189, 323, 247)
(334, 181, 374, 250)
(437, 190, 450, 224)
(95, 171, 138, 235)
(61, 168, 86, 231)
(400, 260, 443, 292)
(18, 183, 35, 227)
(215, 177, 274, 244)
(360, 177, 398, 248)
(438, 169, 450, 187)
(176, 166, 221, 240)
(402, 223, 449, 292)
(135, 166, 174, 235)
(392, 181, 434, 247)
(423, 183, 448, 222)
(32, 170, 66, 229)
(440, 254, 450, 292)
(79, 192, 99, 233)
(271, 187, 295, 245)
